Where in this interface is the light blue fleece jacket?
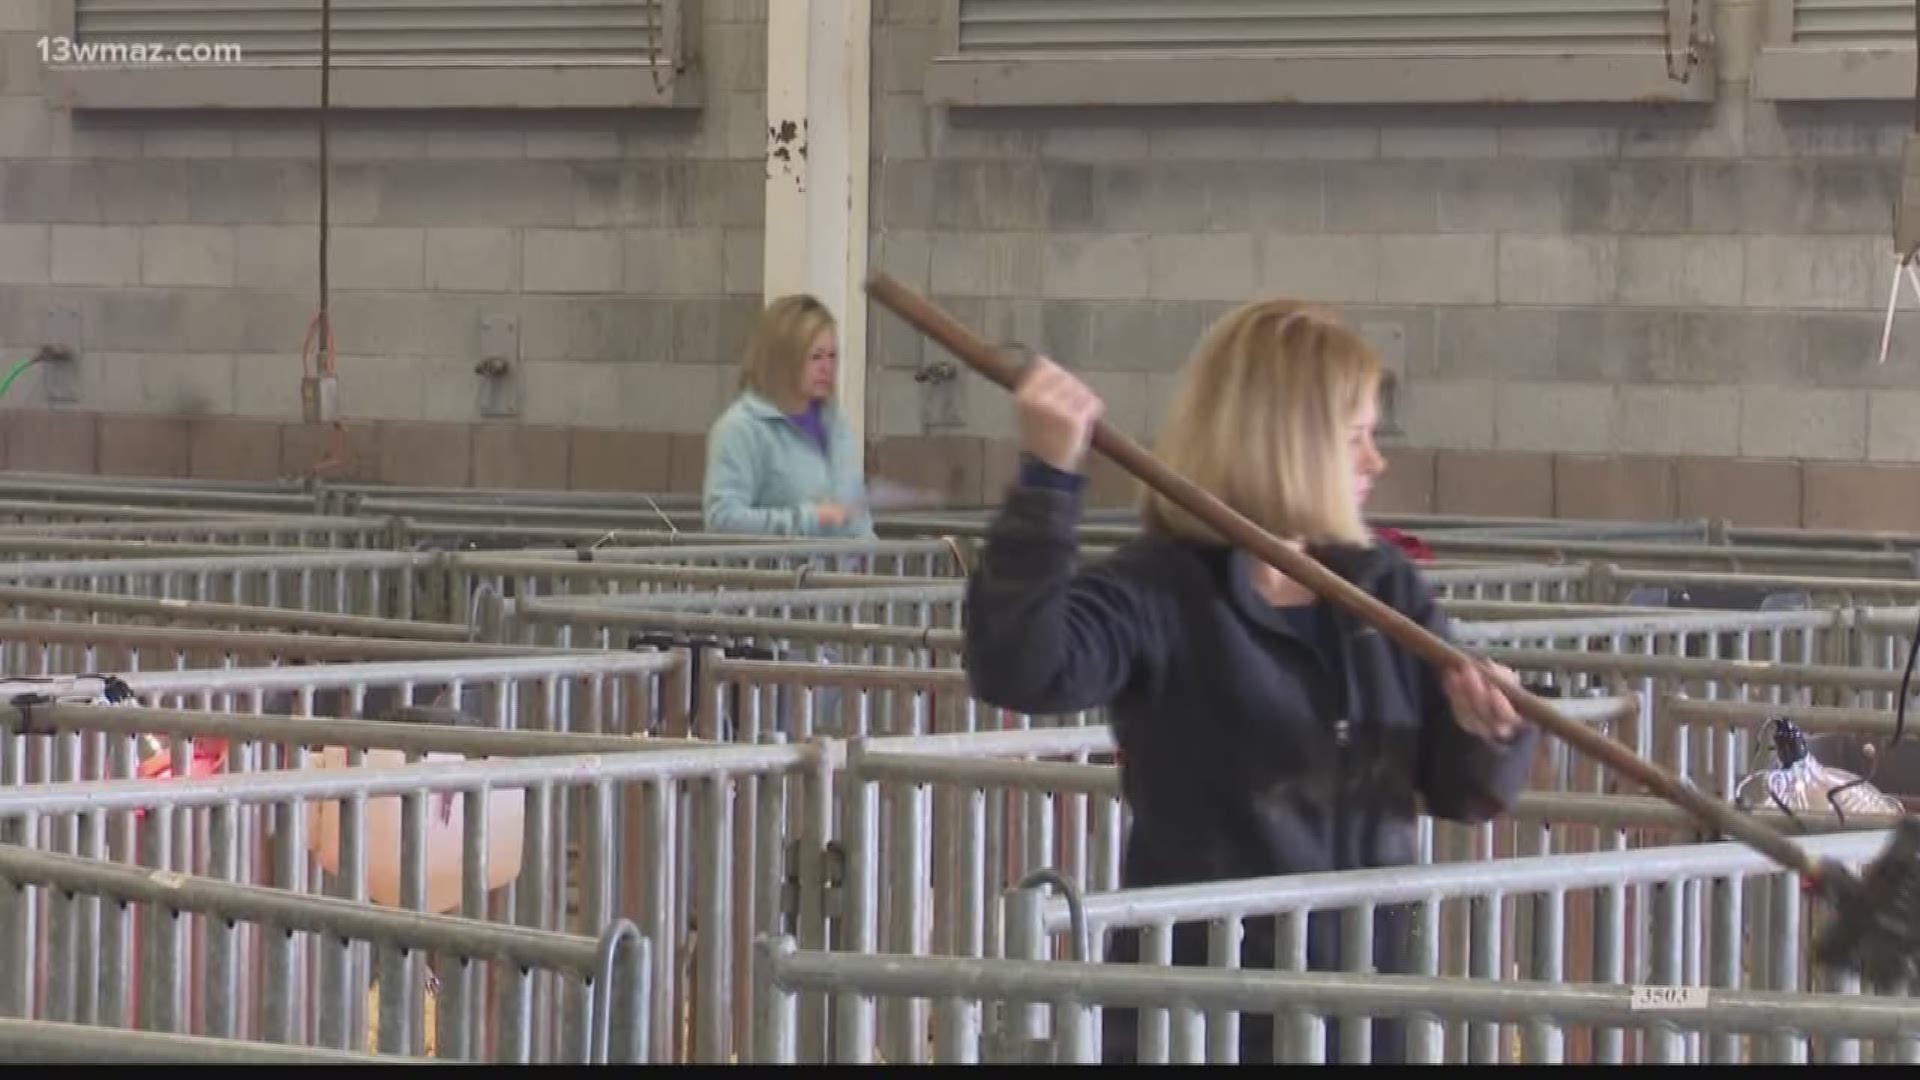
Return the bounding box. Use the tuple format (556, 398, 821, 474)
(702, 390, 876, 538)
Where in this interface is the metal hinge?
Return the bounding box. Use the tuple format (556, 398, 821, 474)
(779, 838, 846, 924)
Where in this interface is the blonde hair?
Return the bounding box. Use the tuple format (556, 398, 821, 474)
(740, 294, 836, 405)
(1141, 298, 1383, 547)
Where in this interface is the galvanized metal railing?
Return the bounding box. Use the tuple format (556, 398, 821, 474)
(0, 551, 428, 621)
(0, 498, 299, 529)
(750, 927, 1920, 1064)
(0, 548, 967, 635)
(1424, 564, 1592, 603)
(0, 1016, 427, 1062)
(64, 651, 688, 735)
(10, 683, 1835, 1064)
(1455, 607, 1840, 672)
(0, 675, 1903, 1065)
(330, 482, 706, 510)
(0, 739, 832, 1065)
(0, 619, 565, 684)
(501, 585, 970, 645)
(1486, 648, 1920, 798)
(0, 582, 470, 641)
(500, 538, 971, 578)
(0, 537, 317, 563)
(503, 600, 968, 672)
(822, 698, 1920, 1066)
(0, 843, 651, 1063)
(0, 699, 713, 783)
(24, 474, 1920, 1067)
(1847, 604, 1920, 710)
(502, 593, 1859, 681)
(0, 514, 396, 550)
(0, 491, 326, 529)
(690, 653, 1101, 744)
(1595, 565, 1920, 611)
(1424, 537, 1920, 580)
(1009, 830, 1902, 1065)
(447, 556, 954, 618)
(0, 700, 1715, 1067)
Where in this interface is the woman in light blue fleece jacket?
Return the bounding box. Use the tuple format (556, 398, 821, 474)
(702, 294, 876, 538)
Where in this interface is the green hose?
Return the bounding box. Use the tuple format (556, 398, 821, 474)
(0, 357, 35, 401)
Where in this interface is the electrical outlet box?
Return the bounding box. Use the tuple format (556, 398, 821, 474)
(41, 359, 78, 404)
(922, 380, 963, 430)
(38, 345, 79, 404)
(44, 304, 79, 353)
(41, 304, 81, 404)
(476, 314, 521, 419)
(1358, 320, 1408, 437)
(1897, 133, 1920, 257)
(477, 369, 522, 419)
(918, 361, 963, 432)
(300, 374, 338, 424)
(480, 314, 519, 364)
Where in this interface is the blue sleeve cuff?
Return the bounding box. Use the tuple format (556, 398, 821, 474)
(1017, 453, 1087, 494)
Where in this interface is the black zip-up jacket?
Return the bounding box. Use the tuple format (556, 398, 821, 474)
(962, 472, 1539, 1061)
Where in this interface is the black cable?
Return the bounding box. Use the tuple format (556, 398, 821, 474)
(1904, 0, 1920, 770)
(300, 0, 338, 472)
(318, 0, 330, 319)
(1884, 0, 1920, 771)
(1821, 605, 1920, 821)
(1897, 2, 1920, 781)
(1887, 606, 1920, 789)
(1906, 0, 1920, 264)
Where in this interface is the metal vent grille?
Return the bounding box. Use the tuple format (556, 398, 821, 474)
(71, 0, 671, 64)
(954, 0, 1674, 54)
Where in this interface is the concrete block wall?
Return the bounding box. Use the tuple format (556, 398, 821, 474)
(864, 2, 1920, 530)
(0, 0, 770, 491)
(0, 0, 1917, 531)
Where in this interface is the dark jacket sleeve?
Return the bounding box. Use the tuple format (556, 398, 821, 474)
(962, 473, 1163, 716)
(1403, 568, 1540, 823)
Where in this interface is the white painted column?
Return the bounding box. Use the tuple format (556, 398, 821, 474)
(764, 0, 872, 450)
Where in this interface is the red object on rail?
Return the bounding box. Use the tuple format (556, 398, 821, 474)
(1373, 526, 1433, 562)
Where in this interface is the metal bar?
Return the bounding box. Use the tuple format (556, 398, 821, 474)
(448, 555, 952, 591)
(1043, 832, 1890, 931)
(0, 842, 642, 1011)
(0, 551, 423, 581)
(758, 939, 1920, 1048)
(1485, 648, 1915, 691)
(0, 1017, 428, 1062)
(0, 742, 812, 823)
(511, 602, 964, 652)
(550, 583, 966, 613)
(0, 701, 707, 759)
(0, 585, 472, 640)
(0, 619, 581, 660)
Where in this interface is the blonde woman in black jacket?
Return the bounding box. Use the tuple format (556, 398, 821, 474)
(962, 299, 1538, 1064)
